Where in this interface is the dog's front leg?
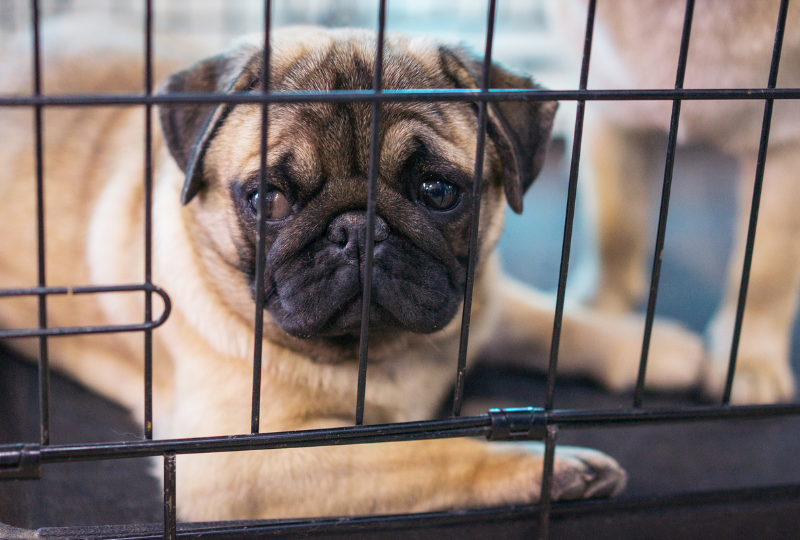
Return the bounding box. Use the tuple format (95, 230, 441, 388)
(705, 143, 800, 403)
(478, 267, 704, 392)
(173, 420, 625, 520)
(164, 334, 624, 520)
(577, 119, 667, 312)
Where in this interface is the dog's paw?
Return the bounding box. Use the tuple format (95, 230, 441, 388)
(703, 313, 796, 404)
(597, 316, 705, 392)
(641, 319, 706, 391)
(550, 445, 627, 500)
(703, 352, 795, 404)
(505, 443, 626, 501)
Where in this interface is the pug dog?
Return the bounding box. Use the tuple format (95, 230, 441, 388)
(0, 21, 706, 520)
(557, 0, 800, 403)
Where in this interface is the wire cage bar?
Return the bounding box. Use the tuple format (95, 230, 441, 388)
(250, 0, 273, 436)
(724, 0, 791, 405)
(451, 0, 498, 419)
(544, 0, 596, 413)
(355, 0, 388, 427)
(632, 0, 696, 408)
(0, 0, 799, 539)
(30, 0, 50, 448)
(143, 0, 155, 442)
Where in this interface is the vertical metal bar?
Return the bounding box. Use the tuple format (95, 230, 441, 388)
(31, 0, 50, 447)
(143, 0, 154, 441)
(544, 0, 596, 412)
(723, 0, 789, 404)
(251, 0, 272, 434)
(537, 425, 558, 540)
(355, 0, 387, 426)
(163, 452, 177, 540)
(633, 0, 695, 408)
(452, 0, 497, 418)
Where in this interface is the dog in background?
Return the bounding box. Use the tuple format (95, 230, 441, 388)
(558, 0, 800, 404)
(0, 19, 708, 520)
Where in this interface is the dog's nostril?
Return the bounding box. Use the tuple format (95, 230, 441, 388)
(326, 219, 349, 245)
(373, 216, 389, 243)
(326, 211, 389, 245)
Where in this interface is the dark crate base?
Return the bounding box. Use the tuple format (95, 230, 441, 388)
(3, 487, 800, 540)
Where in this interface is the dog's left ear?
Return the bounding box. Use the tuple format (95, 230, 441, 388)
(158, 47, 258, 205)
(438, 47, 558, 214)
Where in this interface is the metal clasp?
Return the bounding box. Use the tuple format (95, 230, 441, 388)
(0, 444, 41, 480)
(487, 407, 547, 441)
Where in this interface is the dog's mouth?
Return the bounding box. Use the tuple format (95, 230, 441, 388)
(264, 287, 412, 339)
(262, 267, 463, 344)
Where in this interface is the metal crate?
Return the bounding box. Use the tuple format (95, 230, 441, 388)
(2, 1, 800, 539)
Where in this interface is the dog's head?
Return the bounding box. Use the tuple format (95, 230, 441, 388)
(158, 27, 556, 361)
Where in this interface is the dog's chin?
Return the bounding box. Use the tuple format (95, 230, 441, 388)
(267, 297, 453, 364)
(267, 294, 460, 341)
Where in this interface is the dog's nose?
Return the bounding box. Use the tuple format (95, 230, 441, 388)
(326, 211, 389, 254)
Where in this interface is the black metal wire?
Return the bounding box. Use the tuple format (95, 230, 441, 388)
(537, 425, 558, 540)
(251, 0, 273, 435)
(723, 0, 791, 404)
(30, 0, 50, 447)
(17, 402, 800, 465)
(36, 415, 493, 463)
(163, 452, 177, 540)
(143, 0, 154, 441)
(633, 0, 696, 408)
(544, 0, 597, 413)
(0, 284, 171, 339)
(1, 87, 800, 108)
(0, 88, 800, 107)
(452, 0, 498, 418)
(355, 0, 388, 427)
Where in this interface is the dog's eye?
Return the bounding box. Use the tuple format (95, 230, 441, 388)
(248, 189, 292, 220)
(419, 179, 459, 211)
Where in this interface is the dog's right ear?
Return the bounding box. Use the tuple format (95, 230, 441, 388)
(438, 46, 557, 214)
(158, 50, 257, 205)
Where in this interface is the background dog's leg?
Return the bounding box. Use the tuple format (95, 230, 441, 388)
(582, 120, 666, 312)
(705, 144, 800, 403)
(174, 423, 625, 520)
(478, 273, 703, 392)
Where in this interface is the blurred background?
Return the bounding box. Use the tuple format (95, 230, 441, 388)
(0, 0, 565, 81)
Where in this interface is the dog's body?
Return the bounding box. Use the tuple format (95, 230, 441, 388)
(0, 21, 707, 519)
(559, 0, 800, 403)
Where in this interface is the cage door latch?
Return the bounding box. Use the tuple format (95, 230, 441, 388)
(487, 407, 547, 441)
(0, 444, 41, 480)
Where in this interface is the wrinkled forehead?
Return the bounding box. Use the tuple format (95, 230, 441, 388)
(266, 27, 457, 92)
(208, 30, 479, 192)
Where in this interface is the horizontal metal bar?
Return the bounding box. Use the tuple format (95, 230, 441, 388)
(0, 283, 166, 296)
(545, 403, 800, 428)
(22, 484, 800, 540)
(0, 283, 171, 338)
(0, 286, 68, 297)
(18, 403, 800, 464)
(37, 417, 493, 463)
(0, 88, 799, 108)
(0, 444, 41, 480)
